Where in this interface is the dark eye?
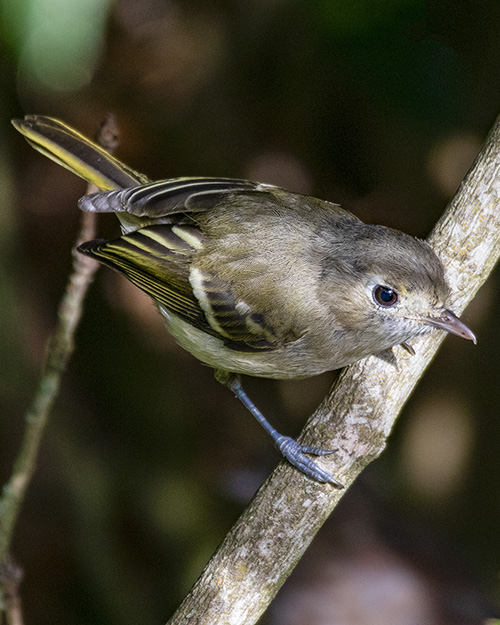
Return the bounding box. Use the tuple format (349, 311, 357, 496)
(373, 285, 398, 307)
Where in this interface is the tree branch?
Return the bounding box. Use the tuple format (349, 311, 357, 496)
(0, 558, 24, 625)
(0, 115, 120, 581)
(165, 115, 500, 625)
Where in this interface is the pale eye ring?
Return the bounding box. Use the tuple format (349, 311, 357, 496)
(373, 285, 398, 307)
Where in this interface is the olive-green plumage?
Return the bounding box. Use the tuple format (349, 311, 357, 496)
(12, 115, 475, 485)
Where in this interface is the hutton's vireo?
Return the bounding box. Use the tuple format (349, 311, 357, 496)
(13, 115, 475, 487)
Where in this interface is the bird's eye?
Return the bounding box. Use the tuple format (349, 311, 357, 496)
(373, 285, 398, 307)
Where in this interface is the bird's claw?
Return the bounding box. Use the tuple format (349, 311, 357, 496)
(275, 436, 344, 488)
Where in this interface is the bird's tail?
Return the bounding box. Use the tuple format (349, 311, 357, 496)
(12, 115, 149, 191)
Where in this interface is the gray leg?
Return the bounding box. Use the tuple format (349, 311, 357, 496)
(216, 371, 343, 487)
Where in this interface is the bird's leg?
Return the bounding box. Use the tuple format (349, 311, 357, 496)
(215, 370, 343, 487)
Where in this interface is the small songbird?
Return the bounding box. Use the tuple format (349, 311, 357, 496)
(13, 115, 476, 487)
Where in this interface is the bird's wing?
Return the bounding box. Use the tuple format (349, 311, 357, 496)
(78, 177, 274, 218)
(78, 223, 285, 352)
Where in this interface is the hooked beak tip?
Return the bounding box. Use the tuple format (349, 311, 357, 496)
(424, 309, 476, 344)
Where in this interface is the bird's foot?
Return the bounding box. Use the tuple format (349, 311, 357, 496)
(274, 436, 344, 488)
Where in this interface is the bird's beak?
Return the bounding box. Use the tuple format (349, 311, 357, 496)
(423, 308, 476, 344)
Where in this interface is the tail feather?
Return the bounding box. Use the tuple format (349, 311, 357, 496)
(11, 115, 149, 191)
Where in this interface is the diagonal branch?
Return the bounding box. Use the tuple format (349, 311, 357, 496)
(165, 114, 500, 625)
(0, 115, 120, 572)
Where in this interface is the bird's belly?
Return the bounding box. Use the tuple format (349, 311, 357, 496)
(160, 308, 337, 379)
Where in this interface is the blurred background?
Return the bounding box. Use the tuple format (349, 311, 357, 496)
(1, 1, 500, 624)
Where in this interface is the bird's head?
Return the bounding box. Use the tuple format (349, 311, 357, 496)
(321, 223, 475, 355)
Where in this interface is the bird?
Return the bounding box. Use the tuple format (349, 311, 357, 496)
(12, 115, 476, 487)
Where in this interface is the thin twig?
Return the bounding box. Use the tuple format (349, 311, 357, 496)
(0, 115, 119, 583)
(165, 114, 500, 625)
(0, 558, 24, 625)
